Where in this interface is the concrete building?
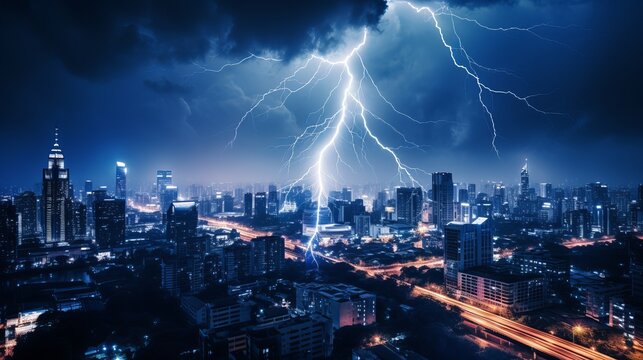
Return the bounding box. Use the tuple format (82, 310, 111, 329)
(295, 283, 376, 329)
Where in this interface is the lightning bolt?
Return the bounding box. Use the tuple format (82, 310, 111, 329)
(207, 1, 561, 264)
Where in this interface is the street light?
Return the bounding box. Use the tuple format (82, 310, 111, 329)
(572, 325, 583, 344)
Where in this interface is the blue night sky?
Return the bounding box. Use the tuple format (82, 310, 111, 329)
(1, 0, 641, 190)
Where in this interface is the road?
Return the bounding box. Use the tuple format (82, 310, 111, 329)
(200, 216, 613, 360)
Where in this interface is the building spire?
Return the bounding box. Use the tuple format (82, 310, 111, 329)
(522, 158, 528, 173)
(54, 127, 59, 148)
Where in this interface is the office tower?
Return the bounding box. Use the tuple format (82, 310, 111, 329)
(520, 159, 529, 196)
(221, 241, 253, 282)
(587, 182, 609, 208)
(444, 217, 492, 292)
(568, 209, 591, 238)
(251, 235, 285, 276)
(15, 191, 38, 243)
(342, 187, 352, 202)
(354, 214, 371, 238)
(254, 192, 267, 219)
(513, 248, 570, 302)
(432, 172, 454, 230)
(639, 184, 643, 203)
(42, 128, 73, 244)
(396, 187, 423, 226)
(267, 185, 279, 216)
(166, 201, 198, 257)
(115, 161, 127, 200)
(223, 194, 234, 212)
(0, 198, 18, 272)
(600, 204, 618, 236)
(83, 180, 93, 205)
(539, 183, 552, 199)
(467, 184, 476, 204)
(630, 237, 643, 299)
(234, 188, 244, 206)
(244, 192, 253, 217)
(71, 201, 87, 239)
(160, 185, 178, 217)
(94, 198, 125, 248)
(458, 189, 469, 204)
(156, 170, 173, 196)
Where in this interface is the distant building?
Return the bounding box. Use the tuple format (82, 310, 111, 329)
(267, 185, 279, 216)
(444, 217, 492, 293)
(254, 192, 267, 219)
(115, 161, 127, 200)
(160, 185, 178, 220)
(244, 192, 253, 217)
(459, 266, 545, 313)
(94, 198, 125, 248)
(166, 201, 198, 255)
(567, 209, 591, 238)
(15, 191, 38, 243)
(395, 187, 423, 226)
(42, 128, 73, 243)
(520, 159, 529, 196)
(432, 172, 454, 230)
(156, 170, 173, 196)
(71, 201, 87, 239)
(295, 283, 376, 329)
(354, 215, 371, 238)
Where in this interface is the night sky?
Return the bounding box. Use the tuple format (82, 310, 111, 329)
(1, 0, 641, 190)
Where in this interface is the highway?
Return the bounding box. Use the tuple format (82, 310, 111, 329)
(199, 216, 613, 360)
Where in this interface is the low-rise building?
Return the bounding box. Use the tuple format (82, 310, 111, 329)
(295, 283, 376, 329)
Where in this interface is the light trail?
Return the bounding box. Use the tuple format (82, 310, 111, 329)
(210, 1, 559, 263)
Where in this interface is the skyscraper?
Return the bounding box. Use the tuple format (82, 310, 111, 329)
(166, 201, 198, 258)
(520, 159, 529, 196)
(156, 170, 173, 196)
(15, 191, 38, 243)
(251, 235, 285, 276)
(115, 161, 127, 200)
(42, 128, 72, 244)
(467, 183, 476, 204)
(94, 198, 125, 248)
(432, 172, 454, 230)
(160, 185, 178, 218)
(267, 185, 279, 216)
(72, 201, 87, 239)
(396, 187, 423, 226)
(0, 198, 18, 272)
(255, 192, 267, 219)
(444, 217, 492, 292)
(244, 192, 253, 217)
(84, 180, 93, 205)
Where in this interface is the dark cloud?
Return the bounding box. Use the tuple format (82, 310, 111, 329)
(0, 0, 387, 79)
(144, 78, 190, 95)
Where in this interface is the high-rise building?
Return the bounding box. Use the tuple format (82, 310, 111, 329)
(42, 128, 73, 244)
(539, 183, 552, 199)
(94, 198, 125, 248)
(342, 187, 352, 202)
(83, 180, 93, 205)
(160, 185, 178, 217)
(467, 184, 476, 204)
(115, 161, 127, 200)
(156, 170, 173, 196)
(354, 214, 371, 238)
(396, 187, 423, 226)
(244, 192, 253, 217)
(166, 201, 198, 258)
(0, 198, 18, 272)
(71, 201, 87, 239)
(251, 236, 285, 276)
(444, 217, 492, 292)
(568, 209, 591, 238)
(432, 172, 454, 230)
(254, 192, 267, 219)
(267, 185, 279, 216)
(15, 191, 38, 243)
(520, 159, 529, 196)
(222, 194, 234, 212)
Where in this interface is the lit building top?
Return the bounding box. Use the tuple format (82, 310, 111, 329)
(47, 128, 65, 169)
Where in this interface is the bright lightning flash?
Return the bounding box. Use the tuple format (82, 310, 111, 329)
(204, 0, 559, 264)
